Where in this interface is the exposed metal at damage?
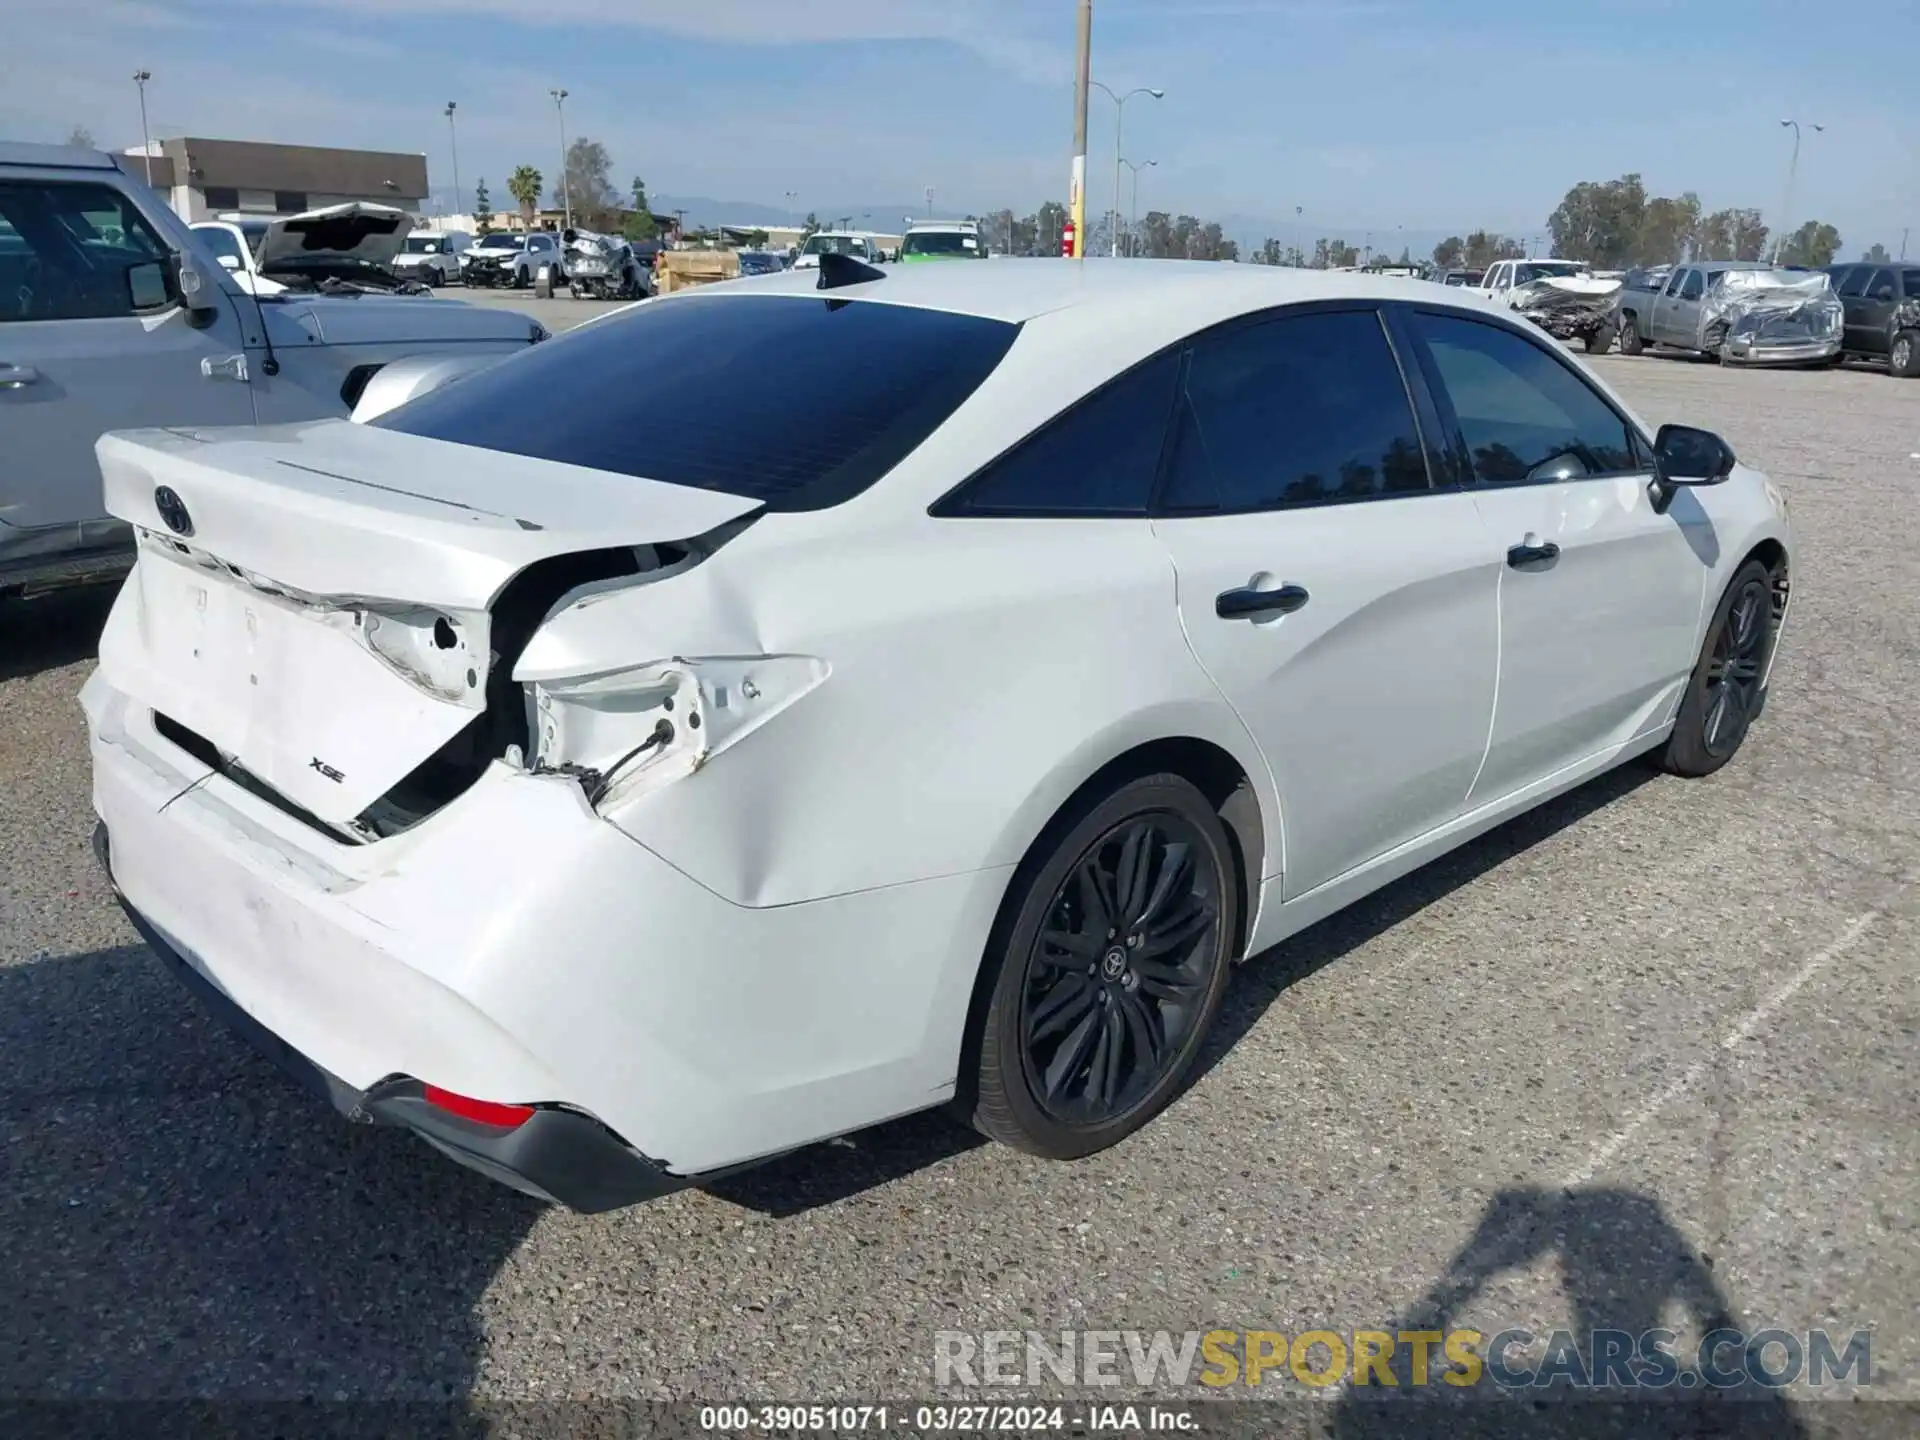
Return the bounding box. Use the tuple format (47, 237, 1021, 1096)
(1706, 270, 1842, 365)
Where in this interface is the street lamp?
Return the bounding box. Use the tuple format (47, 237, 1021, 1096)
(784, 190, 798, 227)
(132, 70, 153, 187)
(1120, 158, 1156, 257)
(443, 102, 461, 219)
(1772, 118, 1824, 264)
(925, 185, 935, 218)
(1091, 81, 1164, 257)
(550, 88, 571, 231)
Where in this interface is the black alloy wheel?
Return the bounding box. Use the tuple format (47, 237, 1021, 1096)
(1659, 559, 1779, 777)
(964, 773, 1239, 1159)
(1701, 572, 1771, 758)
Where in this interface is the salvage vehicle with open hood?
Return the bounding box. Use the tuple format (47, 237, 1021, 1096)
(0, 144, 546, 597)
(86, 256, 1793, 1210)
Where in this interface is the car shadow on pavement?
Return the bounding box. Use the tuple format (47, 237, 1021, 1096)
(0, 587, 116, 683)
(1323, 1186, 1817, 1440)
(1197, 760, 1658, 1086)
(711, 762, 1667, 1216)
(0, 943, 542, 1410)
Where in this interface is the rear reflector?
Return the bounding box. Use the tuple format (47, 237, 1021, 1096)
(423, 1084, 536, 1128)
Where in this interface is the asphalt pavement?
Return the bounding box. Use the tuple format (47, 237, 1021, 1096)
(1, 323, 1914, 1426)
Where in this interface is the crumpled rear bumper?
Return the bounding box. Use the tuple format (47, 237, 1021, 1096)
(93, 821, 689, 1213)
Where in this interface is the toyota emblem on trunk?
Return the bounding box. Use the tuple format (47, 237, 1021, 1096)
(153, 486, 193, 536)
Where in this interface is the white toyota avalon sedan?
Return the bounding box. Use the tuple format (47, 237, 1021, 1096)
(84, 256, 1793, 1211)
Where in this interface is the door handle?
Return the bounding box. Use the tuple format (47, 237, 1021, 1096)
(0, 363, 40, 388)
(1506, 540, 1561, 569)
(1216, 583, 1310, 620)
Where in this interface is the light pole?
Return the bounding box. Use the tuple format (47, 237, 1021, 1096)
(444, 102, 461, 218)
(1091, 81, 1164, 257)
(1068, 0, 1091, 258)
(550, 88, 571, 231)
(132, 70, 153, 187)
(1772, 118, 1824, 264)
(1293, 205, 1302, 265)
(924, 185, 935, 219)
(784, 190, 798, 227)
(1120, 158, 1155, 257)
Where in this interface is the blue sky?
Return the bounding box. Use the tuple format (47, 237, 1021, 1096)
(6, 0, 1916, 256)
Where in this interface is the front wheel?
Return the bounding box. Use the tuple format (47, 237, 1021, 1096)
(1584, 323, 1616, 355)
(1619, 322, 1645, 356)
(962, 774, 1240, 1160)
(1890, 329, 1920, 378)
(1658, 560, 1779, 778)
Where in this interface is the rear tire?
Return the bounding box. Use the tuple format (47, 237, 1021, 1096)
(1658, 560, 1777, 778)
(963, 774, 1241, 1161)
(1891, 330, 1920, 378)
(1584, 323, 1615, 355)
(1619, 322, 1645, 356)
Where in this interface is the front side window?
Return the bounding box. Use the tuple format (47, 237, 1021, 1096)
(1407, 311, 1637, 484)
(1680, 270, 1705, 300)
(0, 180, 169, 322)
(1160, 308, 1430, 513)
(1837, 267, 1869, 297)
(1904, 270, 1920, 300)
(1865, 269, 1898, 301)
(376, 294, 1020, 511)
(941, 350, 1181, 516)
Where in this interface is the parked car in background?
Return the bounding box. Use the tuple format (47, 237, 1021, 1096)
(792, 231, 882, 270)
(1475, 258, 1590, 306)
(1434, 268, 1484, 288)
(898, 220, 987, 262)
(391, 230, 471, 287)
(460, 229, 563, 289)
(736, 249, 785, 276)
(1824, 262, 1920, 377)
(190, 218, 286, 295)
(1616, 262, 1841, 365)
(0, 142, 547, 598)
(84, 260, 1790, 1210)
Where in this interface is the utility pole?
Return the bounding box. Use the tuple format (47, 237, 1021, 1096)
(550, 88, 571, 231)
(1771, 118, 1823, 265)
(1902, 227, 1910, 261)
(925, 185, 935, 219)
(444, 102, 461, 219)
(132, 71, 153, 187)
(1068, 0, 1091, 259)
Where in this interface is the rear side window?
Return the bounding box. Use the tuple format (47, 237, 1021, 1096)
(938, 351, 1180, 516)
(1408, 311, 1637, 483)
(1160, 308, 1431, 513)
(375, 294, 1020, 510)
(1905, 270, 1920, 300)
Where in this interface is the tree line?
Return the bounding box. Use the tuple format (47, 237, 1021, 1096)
(488, 138, 659, 242)
(1539, 173, 1843, 269)
(978, 205, 1241, 261)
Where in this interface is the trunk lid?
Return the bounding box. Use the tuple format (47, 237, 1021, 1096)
(95, 422, 761, 826)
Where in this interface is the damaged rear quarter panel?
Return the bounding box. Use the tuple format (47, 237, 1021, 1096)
(515, 511, 1261, 910)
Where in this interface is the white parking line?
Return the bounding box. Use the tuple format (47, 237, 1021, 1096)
(1562, 912, 1880, 1189)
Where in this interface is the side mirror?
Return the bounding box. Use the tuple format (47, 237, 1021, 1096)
(1653, 423, 1736, 486)
(125, 258, 171, 310)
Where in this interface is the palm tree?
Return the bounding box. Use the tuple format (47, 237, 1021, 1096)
(507, 166, 543, 229)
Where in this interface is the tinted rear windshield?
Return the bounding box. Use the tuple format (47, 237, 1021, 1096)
(373, 294, 1020, 510)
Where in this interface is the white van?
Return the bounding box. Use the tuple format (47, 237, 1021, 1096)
(391, 229, 473, 286)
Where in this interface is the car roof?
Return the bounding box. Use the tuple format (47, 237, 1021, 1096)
(667, 256, 1506, 326)
(0, 141, 120, 170)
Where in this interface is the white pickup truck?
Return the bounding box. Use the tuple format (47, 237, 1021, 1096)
(0, 143, 547, 597)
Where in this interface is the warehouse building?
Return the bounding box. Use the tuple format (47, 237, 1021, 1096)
(120, 136, 428, 223)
